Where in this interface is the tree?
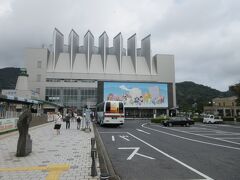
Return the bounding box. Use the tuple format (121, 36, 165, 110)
(229, 83, 240, 105)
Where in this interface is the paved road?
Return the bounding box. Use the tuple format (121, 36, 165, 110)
(96, 120, 240, 180)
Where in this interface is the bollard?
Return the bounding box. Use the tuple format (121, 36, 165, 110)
(91, 149, 96, 158)
(100, 173, 110, 180)
(91, 138, 96, 150)
(91, 149, 97, 177)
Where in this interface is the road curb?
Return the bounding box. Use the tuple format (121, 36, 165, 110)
(93, 123, 121, 180)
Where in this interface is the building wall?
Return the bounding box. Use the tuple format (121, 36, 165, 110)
(25, 29, 176, 111)
(204, 96, 240, 116)
(25, 48, 49, 100)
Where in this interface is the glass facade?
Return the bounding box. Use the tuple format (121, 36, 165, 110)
(45, 87, 97, 109)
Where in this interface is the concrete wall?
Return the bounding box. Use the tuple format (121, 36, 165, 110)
(141, 35, 151, 74)
(84, 31, 94, 72)
(99, 32, 109, 71)
(113, 33, 123, 72)
(25, 48, 49, 100)
(68, 29, 79, 69)
(153, 54, 175, 82)
(53, 28, 64, 70)
(127, 34, 137, 73)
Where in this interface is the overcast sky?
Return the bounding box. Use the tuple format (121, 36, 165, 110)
(0, 0, 239, 91)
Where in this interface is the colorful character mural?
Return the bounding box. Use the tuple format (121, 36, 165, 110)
(104, 82, 168, 107)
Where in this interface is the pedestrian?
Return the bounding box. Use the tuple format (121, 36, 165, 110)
(54, 112, 62, 135)
(85, 108, 91, 132)
(71, 111, 75, 123)
(77, 114, 82, 130)
(65, 113, 70, 129)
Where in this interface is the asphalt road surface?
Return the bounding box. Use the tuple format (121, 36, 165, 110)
(96, 120, 240, 180)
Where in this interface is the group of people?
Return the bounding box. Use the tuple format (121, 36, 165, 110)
(53, 110, 92, 135)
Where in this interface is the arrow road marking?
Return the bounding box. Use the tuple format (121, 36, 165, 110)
(119, 135, 130, 141)
(136, 129, 150, 134)
(112, 136, 115, 142)
(118, 147, 155, 160)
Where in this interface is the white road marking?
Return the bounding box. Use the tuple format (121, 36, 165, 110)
(155, 125, 240, 146)
(187, 131, 215, 133)
(142, 124, 240, 151)
(198, 124, 240, 129)
(112, 136, 115, 142)
(199, 133, 239, 136)
(127, 132, 213, 180)
(194, 126, 239, 134)
(99, 132, 128, 133)
(136, 129, 151, 134)
(221, 137, 240, 140)
(118, 147, 155, 160)
(119, 135, 130, 141)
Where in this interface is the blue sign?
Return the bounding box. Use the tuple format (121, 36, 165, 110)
(104, 82, 168, 108)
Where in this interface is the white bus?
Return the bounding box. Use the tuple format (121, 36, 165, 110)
(96, 101, 125, 126)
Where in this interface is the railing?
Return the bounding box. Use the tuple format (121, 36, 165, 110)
(0, 111, 21, 119)
(0, 111, 42, 119)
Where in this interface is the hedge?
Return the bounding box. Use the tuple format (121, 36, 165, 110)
(193, 117, 203, 122)
(222, 117, 234, 121)
(151, 116, 169, 123)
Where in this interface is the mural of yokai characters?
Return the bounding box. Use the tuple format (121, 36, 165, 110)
(104, 82, 168, 108)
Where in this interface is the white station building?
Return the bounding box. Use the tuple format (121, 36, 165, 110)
(25, 28, 176, 118)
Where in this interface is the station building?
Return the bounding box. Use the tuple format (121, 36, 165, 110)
(25, 28, 176, 118)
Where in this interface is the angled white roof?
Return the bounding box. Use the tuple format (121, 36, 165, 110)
(72, 53, 87, 73)
(55, 53, 70, 72)
(105, 55, 120, 74)
(89, 54, 104, 73)
(136, 57, 150, 75)
(121, 56, 135, 74)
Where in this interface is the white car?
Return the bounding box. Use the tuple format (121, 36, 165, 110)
(203, 115, 223, 124)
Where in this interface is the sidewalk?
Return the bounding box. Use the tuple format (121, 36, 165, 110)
(0, 122, 100, 180)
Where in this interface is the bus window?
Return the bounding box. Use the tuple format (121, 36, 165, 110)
(119, 103, 123, 113)
(106, 102, 111, 113)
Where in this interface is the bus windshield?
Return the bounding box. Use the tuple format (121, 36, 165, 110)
(105, 101, 124, 113)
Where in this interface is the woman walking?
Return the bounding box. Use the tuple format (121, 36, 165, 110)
(54, 112, 62, 135)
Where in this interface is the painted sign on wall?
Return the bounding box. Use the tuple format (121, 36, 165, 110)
(104, 82, 168, 108)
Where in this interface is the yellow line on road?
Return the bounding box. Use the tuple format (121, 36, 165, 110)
(0, 163, 70, 180)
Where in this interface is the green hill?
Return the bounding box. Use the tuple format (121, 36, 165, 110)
(0, 67, 20, 90)
(176, 81, 233, 112)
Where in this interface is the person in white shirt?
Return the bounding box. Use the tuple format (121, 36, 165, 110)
(54, 112, 62, 135)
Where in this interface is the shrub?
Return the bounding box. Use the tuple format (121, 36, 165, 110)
(151, 115, 169, 123)
(193, 117, 203, 122)
(222, 117, 234, 121)
(237, 117, 240, 122)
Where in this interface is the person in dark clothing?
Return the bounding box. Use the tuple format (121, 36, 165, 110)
(65, 113, 70, 129)
(77, 115, 82, 130)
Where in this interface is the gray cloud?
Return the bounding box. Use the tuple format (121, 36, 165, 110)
(0, 0, 239, 91)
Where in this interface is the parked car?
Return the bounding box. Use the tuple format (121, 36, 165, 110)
(203, 115, 223, 124)
(162, 116, 194, 127)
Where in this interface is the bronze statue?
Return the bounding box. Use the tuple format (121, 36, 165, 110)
(16, 107, 32, 157)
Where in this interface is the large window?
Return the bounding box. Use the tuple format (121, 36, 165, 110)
(45, 87, 97, 108)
